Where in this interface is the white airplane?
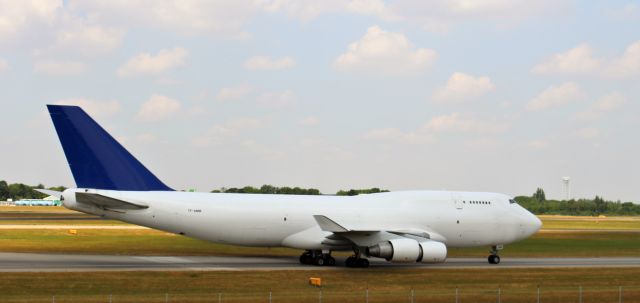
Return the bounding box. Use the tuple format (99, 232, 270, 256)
(40, 105, 541, 268)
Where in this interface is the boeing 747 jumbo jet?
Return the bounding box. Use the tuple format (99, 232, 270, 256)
(40, 105, 541, 267)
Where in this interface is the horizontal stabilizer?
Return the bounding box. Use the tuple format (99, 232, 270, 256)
(34, 189, 63, 198)
(76, 192, 148, 210)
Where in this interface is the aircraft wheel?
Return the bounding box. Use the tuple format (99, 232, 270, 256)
(488, 255, 500, 264)
(325, 256, 336, 266)
(299, 252, 313, 265)
(345, 256, 356, 267)
(356, 258, 370, 268)
(314, 256, 325, 266)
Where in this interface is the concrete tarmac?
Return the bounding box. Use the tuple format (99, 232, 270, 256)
(1, 252, 639, 272)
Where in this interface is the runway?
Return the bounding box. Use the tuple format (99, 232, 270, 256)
(1, 252, 639, 272)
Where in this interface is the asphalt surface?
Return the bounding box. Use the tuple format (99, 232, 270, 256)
(1, 252, 639, 272)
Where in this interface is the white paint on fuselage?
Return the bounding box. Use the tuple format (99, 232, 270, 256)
(61, 189, 541, 251)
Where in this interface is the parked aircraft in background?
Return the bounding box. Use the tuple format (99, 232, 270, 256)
(40, 105, 541, 267)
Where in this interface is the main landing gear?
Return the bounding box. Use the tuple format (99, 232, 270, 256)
(299, 250, 336, 266)
(345, 249, 369, 268)
(488, 245, 502, 264)
(345, 256, 369, 268)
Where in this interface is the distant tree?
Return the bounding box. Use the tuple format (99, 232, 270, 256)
(532, 188, 546, 202)
(594, 195, 606, 215)
(48, 186, 67, 192)
(336, 188, 389, 196)
(0, 181, 8, 200)
(211, 185, 321, 195)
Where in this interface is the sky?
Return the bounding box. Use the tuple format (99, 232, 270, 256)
(0, 0, 639, 201)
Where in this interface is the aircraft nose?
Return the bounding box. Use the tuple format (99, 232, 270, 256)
(525, 213, 542, 236)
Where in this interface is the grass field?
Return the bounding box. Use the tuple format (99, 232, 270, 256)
(1, 268, 639, 302)
(1, 207, 639, 257)
(1, 228, 639, 257)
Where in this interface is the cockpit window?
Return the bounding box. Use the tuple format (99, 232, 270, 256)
(509, 199, 517, 204)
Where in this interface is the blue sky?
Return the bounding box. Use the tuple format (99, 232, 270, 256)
(1, 0, 639, 201)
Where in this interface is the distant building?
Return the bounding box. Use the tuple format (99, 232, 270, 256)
(14, 195, 61, 206)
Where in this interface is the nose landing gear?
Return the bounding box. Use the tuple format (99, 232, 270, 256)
(488, 245, 502, 264)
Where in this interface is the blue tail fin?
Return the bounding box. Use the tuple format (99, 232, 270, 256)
(47, 105, 173, 191)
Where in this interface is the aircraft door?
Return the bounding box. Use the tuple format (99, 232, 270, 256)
(453, 194, 463, 209)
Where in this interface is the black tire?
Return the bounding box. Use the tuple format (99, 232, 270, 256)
(356, 258, 369, 268)
(314, 256, 325, 266)
(493, 255, 501, 264)
(326, 256, 336, 266)
(299, 253, 312, 265)
(345, 257, 356, 267)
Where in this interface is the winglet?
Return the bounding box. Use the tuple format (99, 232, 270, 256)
(313, 215, 350, 232)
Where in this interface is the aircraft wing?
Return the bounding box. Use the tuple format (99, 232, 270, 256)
(313, 215, 447, 247)
(75, 192, 149, 210)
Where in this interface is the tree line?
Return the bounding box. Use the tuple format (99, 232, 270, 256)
(515, 188, 640, 216)
(0, 181, 66, 201)
(210, 185, 389, 196)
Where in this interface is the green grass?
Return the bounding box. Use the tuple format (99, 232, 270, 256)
(0, 220, 127, 225)
(1, 268, 639, 302)
(540, 215, 640, 230)
(1, 228, 639, 257)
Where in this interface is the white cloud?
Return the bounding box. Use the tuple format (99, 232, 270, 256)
(531, 41, 640, 78)
(34, 59, 87, 75)
(68, 0, 260, 37)
(365, 127, 435, 145)
(365, 113, 507, 145)
(54, 99, 122, 117)
(37, 22, 124, 57)
(576, 127, 600, 139)
(424, 113, 508, 133)
(526, 82, 584, 111)
(244, 56, 295, 71)
(532, 44, 600, 75)
(264, 0, 566, 32)
(192, 117, 266, 146)
(135, 133, 157, 144)
(257, 90, 296, 107)
(0, 59, 8, 72)
(334, 25, 437, 75)
(0, 0, 60, 44)
(528, 139, 549, 149)
(432, 72, 495, 102)
(574, 92, 626, 121)
(607, 41, 640, 77)
(117, 47, 188, 77)
(136, 94, 182, 122)
(299, 116, 319, 126)
(263, 0, 391, 22)
(216, 83, 253, 101)
(606, 3, 640, 20)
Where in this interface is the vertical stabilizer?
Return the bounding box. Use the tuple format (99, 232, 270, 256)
(47, 105, 173, 191)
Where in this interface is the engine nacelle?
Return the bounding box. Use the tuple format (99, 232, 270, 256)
(368, 238, 448, 263)
(417, 240, 447, 263)
(367, 238, 421, 262)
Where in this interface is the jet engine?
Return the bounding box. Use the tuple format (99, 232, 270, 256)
(367, 238, 447, 263)
(417, 240, 447, 263)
